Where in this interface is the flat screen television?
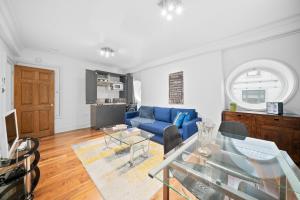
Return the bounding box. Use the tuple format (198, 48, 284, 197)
(1, 109, 19, 159)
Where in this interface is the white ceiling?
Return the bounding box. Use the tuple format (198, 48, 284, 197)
(8, 0, 300, 70)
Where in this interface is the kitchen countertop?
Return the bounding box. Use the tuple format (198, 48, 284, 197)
(91, 103, 126, 106)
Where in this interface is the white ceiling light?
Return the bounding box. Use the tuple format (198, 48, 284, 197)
(166, 14, 173, 21)
(175, 6, 183, 15)
(168, 4, 174, 11)
(98, 47, 115, 58)
(158, 0, 183, 21)
(161, 9, 167, 16)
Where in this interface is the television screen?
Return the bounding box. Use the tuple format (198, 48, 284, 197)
(5, 111, 18, 146)
(0, 109, 19, 158)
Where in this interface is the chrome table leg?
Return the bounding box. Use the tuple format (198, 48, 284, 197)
(129, 145, 134, 166)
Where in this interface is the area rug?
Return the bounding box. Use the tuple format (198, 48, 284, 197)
(72, 137, 164, 200)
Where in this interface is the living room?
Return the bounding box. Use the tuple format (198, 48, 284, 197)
(0, 0, 300, 199)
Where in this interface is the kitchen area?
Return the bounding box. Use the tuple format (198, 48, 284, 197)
(86, 69, 136, 129)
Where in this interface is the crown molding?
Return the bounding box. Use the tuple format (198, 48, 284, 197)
(15, 47, 125, 75)
(128, 14, 300, 73)
(0, 0, 23, 56)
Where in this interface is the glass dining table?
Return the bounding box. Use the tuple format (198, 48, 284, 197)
(148, 132, 300, 200)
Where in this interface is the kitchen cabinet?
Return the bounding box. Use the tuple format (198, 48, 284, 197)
(91, 104, 126, 129)
(85, 69, 129, 104)
(85, 69, 97, 104)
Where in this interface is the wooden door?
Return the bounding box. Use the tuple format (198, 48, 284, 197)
(14, 65, 54, 138)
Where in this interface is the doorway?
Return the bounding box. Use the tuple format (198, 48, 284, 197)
(14, 65, 54, 138)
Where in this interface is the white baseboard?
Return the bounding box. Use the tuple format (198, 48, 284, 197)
(55, 122, 90, 134)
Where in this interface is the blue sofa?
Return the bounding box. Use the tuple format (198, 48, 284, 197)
(125, 106, 201, 144)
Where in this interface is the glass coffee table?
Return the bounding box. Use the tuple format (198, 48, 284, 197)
(102, 126, 154, 166)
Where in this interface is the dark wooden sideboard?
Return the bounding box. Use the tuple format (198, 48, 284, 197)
(222, 110, 300, 166)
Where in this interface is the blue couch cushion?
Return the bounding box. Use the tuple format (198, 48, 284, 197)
(171, 108, 196, 122)
(139, 120, 171, 136)
(139, 106, 154, 119)
(178, 128, 183, 137)
(125, 118, 131, 126)
(154, 107, 171, 123)
(151, 135, 164, 144)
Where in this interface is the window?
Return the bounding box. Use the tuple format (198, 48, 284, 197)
(226, 59, 298, 110)
(133, 80, 142, 108)
(242, 90, 265, 104)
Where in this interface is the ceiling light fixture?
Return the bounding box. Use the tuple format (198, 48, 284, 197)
(98, 47, 115, 58)
(158, 0, 183, 21)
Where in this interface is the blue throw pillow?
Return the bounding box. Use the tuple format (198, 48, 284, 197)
(183, 113, 191, 123)
(173, 112, 186, 128)
(139, 106, 154, 119)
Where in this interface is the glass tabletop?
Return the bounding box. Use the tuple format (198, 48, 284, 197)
(102, 127, 154, 146)
(149, 132, 300, 200)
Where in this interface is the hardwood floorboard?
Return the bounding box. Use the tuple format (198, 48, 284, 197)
(34, 128, 104, 200)
(34, 128, 187, 200)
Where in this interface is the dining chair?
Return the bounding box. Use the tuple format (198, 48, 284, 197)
(218, 121, 248, 139)
(163, 125, 183, 154)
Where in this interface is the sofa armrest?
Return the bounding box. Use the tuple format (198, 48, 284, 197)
(181, 118, 201, 140)
(125, 111, 139, 120)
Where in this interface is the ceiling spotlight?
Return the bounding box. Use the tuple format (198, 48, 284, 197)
(168, 4, 174, 11)
(161, 9, 167, 16)
(175, 6, 183, 15)
(158, 0, 183, 21)
(166, 14, 173, 21)
(98, 47, 115, 58)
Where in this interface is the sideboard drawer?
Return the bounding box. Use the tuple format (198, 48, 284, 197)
(281, 117, 300, 129)
(256, 115, 282, 127)
(256, 115, 300, 129)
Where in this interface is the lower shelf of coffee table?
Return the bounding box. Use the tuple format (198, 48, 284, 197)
(0, 167, 40, 200)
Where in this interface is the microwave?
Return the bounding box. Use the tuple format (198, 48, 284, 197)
(112, 83, 124, 91)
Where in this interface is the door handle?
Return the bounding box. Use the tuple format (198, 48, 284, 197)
(50, 104, 54, 107)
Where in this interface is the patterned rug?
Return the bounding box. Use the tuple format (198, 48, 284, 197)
(72, 137, 164, 200)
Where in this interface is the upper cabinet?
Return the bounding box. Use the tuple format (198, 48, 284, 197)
(85, 69, 130, 104)
(85, 69, 97, 104)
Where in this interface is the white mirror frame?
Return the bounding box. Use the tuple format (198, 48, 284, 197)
(226, 59, 298, 111)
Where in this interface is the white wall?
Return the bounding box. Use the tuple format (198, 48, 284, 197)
(223, 32, 300, 114)
(0, 37, 14, 157)
(16, 49, 123, 133)
(133, 32, 300, 124)
(134, 51, 225, 125)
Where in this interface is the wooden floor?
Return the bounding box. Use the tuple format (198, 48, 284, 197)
(34, 128, 187, 200)
(35, 128, 103, 200)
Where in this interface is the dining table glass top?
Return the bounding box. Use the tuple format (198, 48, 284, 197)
(149, 132, 300, 200)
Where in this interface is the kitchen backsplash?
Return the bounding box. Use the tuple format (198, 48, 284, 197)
(97, 75, 120, 99)
(97, 86, 119, 99)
